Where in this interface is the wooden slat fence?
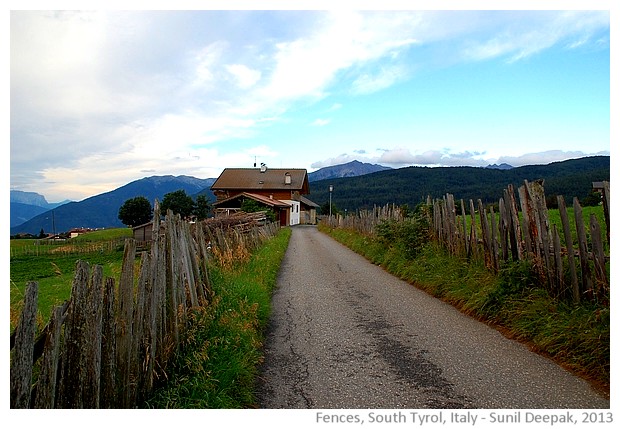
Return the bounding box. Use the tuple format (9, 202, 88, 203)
(9, 202, 280, 408)
(324, 180, 609, 305)
(432, 180, 609, 304)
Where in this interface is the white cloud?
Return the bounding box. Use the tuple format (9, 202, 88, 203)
(460, 11, 609, 63)
(225, 64, 262, 89)
(311, 118, 331, 127)
(351, 65, 407, 95)
(494, 150, 610, 167)
(311, 153, 362, 169)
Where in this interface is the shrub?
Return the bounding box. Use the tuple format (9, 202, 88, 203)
(375, 203, 432, 259)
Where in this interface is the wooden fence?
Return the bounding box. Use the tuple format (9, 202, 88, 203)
(9, 203, 280, 408)
(324, 180, 609, 305)
(432, 180, 609, 304)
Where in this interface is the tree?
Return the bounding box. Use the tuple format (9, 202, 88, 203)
(161, 190, 195, 219)
(240, 198, 276, 221)
(194, 194, 211, 220)
(118, 196, 153, 227)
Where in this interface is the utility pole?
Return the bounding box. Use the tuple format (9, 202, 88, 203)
(329, 184, 333, 218)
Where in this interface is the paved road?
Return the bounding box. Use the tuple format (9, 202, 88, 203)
(256, 226, 609, 409)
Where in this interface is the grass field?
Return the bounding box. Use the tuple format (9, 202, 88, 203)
(9, 228, 134, 329)
(461, 205, 608, 251)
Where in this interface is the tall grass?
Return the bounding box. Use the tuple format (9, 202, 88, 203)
(143, 227, 291, 408)
(320, 223, 609, 396)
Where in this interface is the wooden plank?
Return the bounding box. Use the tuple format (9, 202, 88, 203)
(166, 211, 181, 353)
(132, 252, 150, 402)
(517, 185, 533, 256)
(573, 198, 593, 300)
(469, 199, 478, 258)
(506, 185, 523, 260)
(557, 195, 580, 304)
(460, 199, 469, 256)
(498, 198, 509, 261)
(489, 205, 500, 272)
(196, 223, 213, 302)
(528, 180, 553, 289)
(552, 225, 564, 298)
(478, 200, 492, 269)
(83, 265, 104, 408)
(33, 303, 65, 408)
(155, 234, 169, 371)
(10, 281, 38, 408)
(590, 213, 609, 297)
(522, 180, 541, 260)
(100, 277, 117, 408)
(601, 181, 610, 248)
(116, 239, 136, 408)
(57, 260, 91, 408)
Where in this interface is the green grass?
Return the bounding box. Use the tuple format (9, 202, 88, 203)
(459, 205, 607, 251)
(319, 223, 610, 396)
(143, 227, 291, 408)
(9, 228, 134, 329)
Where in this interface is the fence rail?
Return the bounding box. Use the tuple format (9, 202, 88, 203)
(9, 203, 280, 408)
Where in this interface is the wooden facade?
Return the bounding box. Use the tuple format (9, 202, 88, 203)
(210, 166, 318, 226)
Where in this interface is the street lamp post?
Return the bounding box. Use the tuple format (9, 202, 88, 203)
(329, 184, 333, 218)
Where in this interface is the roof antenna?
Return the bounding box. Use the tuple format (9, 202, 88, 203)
(254, 156, 257, 168)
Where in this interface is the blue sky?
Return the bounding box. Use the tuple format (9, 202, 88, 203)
(7, 3, 613, 202)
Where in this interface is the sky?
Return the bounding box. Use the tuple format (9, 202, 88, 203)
(7, 2, 614, 203)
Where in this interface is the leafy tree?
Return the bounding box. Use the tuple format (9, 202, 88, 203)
(161, 190, 195, 219)
(118, 196, 153, 227)
(240, 198, 276, 221)
(194, 194, 211, 220)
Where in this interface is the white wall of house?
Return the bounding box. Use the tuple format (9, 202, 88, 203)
(282, 200, 300, 225)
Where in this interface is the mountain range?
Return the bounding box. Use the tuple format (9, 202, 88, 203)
(11, 176, 215, 236)
(308, 156, 609, 211)
(10, 157, 609, 236)
(307, 160, 392, 181)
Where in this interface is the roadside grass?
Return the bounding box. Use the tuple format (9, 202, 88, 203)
(143, 227, 291, 408)
(319, 223, 610, 396)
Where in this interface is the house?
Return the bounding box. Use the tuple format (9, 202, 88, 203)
(69, 227, 91, 239)
(210, 165, 319, 226)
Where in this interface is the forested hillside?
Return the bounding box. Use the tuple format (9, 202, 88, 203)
(308, 156, 609, 212)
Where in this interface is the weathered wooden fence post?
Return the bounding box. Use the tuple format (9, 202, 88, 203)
(116, 238, 137, 408)
(10, 281, 38, 408)
(557, 195, 580, 304)
(100, 277, 117, 408)
(573, 197, 594, 299)
(590, 214, 608, 298)
(33, 303, 65, 408)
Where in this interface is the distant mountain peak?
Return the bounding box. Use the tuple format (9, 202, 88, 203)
(10, 190, 49, 207)
(486, 163, 514, 170)
(308, 160, 392, 182)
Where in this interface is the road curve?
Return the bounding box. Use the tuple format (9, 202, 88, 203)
(256, 225, 609, 409)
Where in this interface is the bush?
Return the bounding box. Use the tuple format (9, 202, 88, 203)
(375, 203, 432, 259)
